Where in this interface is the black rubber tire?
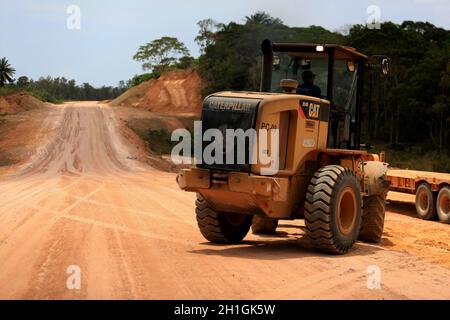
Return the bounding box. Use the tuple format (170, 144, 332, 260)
(415, 183, 437, 220)
(251, 216, 279, 234)
(195, 194, 252, 243)
(359, 194, 386, 243)
(305, 165, 362, 254)
(436, 186, 450, 224)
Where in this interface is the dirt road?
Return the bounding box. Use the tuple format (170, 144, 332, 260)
(0, 102, 449, 299)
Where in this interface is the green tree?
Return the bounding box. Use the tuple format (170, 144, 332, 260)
(133, 37, 190, 73)
(348, 21, 450, 154)
(82, 82, 94, 100)
(118, 80, 128, 90)
(0, 58, 16, 87)
(195, 19, 223, 54)
(16, 76, 29, 87)
(129, 72, 160, 87)
(245, 11, 283, 26)
(175, 55, 197, 69)
(198, 14, 343, 95)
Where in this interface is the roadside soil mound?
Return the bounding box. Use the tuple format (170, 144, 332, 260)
(0, 92, 46, 114)
(111, 69, 202, 115)
(110, 79, 155, 108)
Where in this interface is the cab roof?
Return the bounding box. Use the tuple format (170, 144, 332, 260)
(268, 42, 368, 61)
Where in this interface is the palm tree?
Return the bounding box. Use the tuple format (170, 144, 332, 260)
(0, 58, 16, 87)
(245, 11, 283, 26)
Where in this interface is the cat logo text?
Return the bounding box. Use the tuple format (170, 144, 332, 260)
(300, 100, 321, 120)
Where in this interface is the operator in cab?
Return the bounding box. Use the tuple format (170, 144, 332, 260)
(297, 70, 321, 98)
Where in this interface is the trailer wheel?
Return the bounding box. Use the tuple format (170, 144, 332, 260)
(436, 186, 450, 224)
(195, 194, 252, 243)
(358, 194, 386, 243)
(305, 165, 362, 254)
(252, 216, 278, 234)
(415, 183, 437, 220)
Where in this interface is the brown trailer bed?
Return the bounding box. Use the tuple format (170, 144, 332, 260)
(386, 169, 450, 223)
(387, 169, 450, 193)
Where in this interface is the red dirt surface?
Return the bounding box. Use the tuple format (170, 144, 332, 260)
(385, 191, 450, 268)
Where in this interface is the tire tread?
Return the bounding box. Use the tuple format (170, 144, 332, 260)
(305, 165, 360, 254)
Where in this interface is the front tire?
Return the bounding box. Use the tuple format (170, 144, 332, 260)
(305, 165, 362, 254)
(415, 183, 437, 220)
(195, 194, 252, 243)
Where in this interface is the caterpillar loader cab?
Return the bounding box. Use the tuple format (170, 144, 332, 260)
(177, 39, 391, 254)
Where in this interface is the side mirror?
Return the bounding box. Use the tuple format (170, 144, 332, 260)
(367, 55, 392, 76)
(381, 58, 391, 76)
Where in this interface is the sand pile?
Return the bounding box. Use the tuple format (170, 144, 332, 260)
(111, 69, 202, 115)
(0, 92, 45, 114)
(109, 79, 155, 108)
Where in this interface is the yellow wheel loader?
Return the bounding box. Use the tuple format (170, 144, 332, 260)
(177, 40, 391, 254)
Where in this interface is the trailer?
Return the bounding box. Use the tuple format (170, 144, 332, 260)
(386, 169, 450, 224)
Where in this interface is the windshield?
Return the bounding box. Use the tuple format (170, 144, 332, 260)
(269, 53, 358, 115)
(270, 53, 328, 96)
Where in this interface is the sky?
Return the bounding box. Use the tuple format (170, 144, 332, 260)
(0, 0, 449, 87)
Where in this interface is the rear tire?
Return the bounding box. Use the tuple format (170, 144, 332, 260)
(359, 194, 386, 243)
(305, 165, 362, 254)
(195, 194, 252, 243)
(415, 183, 437, 220)
(251, 216, 278, 234)
(436, 186, 450, 224)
